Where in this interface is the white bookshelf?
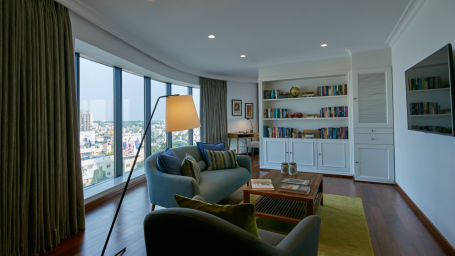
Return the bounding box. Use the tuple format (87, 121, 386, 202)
(259, 73, 352, 175)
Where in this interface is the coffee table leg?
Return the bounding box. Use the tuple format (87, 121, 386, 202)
(320, 180, 323, 205)
(243, 191, 250, 203)
(306, 199, 314, 216)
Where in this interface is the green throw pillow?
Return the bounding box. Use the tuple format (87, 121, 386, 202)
(174, 194, 260, 238)
(205, 149, 239, 171)
(180, 154, 201, 183)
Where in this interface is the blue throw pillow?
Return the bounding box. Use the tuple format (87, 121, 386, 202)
(196, 142, 226, 165)
(156, 149, 181, 175)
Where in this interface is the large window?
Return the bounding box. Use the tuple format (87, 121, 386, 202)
(151, 80, 167, 154)
(76, 51, 200, 196)
(122, 71, 144, 173)
(192, 88, 200, 145)
(79, 57, 114, 187)
(171, 84, 190, 147)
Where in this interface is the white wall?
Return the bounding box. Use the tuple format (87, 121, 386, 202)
(227, 82, 258, 153)
(391, 0, 455, 247)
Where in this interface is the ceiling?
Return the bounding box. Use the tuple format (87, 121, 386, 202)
(67, 0, 411, 82)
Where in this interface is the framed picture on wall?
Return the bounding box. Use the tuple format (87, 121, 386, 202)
(245, 103, 253, 119)
(232, 99, 242, 116)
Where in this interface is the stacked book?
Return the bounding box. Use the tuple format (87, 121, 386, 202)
(264, 108, 289, 118)
(408, 76, 443, 90)
(319, 127, 348, 139)
(317, 84, 347, 96)
(264, 89, 281, 99)
(409, 102, 440, 115)
(279, 178, 311, 194)
(251, 179, 274, 190)
(320, 106, 348, 118)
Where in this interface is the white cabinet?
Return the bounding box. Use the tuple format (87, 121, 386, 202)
(317, 140, 349, 174)
(354, 144, 394, 183)
(262, 138, 350, 175)
(352, 67, 395, 183)
(352, 68, 393, 128)
(288, 139, 317, 170)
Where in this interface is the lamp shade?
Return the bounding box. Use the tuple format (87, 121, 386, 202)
(166, 95, 201, 132)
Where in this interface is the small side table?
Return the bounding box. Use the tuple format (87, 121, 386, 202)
(227, 132, 258, 153)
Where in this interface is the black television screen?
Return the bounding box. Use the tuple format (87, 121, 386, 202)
(405, 44, 455, 136)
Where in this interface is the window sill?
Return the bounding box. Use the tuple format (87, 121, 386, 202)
(84, 167, 146, 204)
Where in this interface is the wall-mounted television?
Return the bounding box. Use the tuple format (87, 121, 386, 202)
(405, 43, 455, 136)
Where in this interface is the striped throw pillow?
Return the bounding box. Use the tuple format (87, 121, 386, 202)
(205, 149, 239, 171)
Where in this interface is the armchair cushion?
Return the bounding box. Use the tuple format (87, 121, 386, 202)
(174, 194, 260, 238)
(196, 142, 225, 165)
(156, 149, 181, 175)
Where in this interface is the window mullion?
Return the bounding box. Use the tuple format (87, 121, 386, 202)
(144, 77, 151, 158)
(114, 67, 123, 177)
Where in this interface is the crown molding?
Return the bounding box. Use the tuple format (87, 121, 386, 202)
(386, 0, 426, 47)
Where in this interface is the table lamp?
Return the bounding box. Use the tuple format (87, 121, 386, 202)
(101, 94, 200, 256)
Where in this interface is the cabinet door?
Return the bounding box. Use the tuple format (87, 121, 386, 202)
(354, 144, 394, 183)
(317, 140, 349, 174)
(353, 68, 393, 128)
(289, 139, 317, 170)
(262, 139, 287, 169)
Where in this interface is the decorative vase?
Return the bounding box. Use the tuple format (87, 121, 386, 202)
(288, 162, 297, 176)
(280, 162, 289, 174)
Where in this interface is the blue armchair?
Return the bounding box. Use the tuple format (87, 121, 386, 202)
(144, 146, 251, 208)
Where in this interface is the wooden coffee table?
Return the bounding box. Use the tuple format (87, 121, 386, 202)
(244, 170, 323, 223)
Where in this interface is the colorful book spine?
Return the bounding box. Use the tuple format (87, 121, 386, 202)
(317, 84, 348, 96)
(319, 127, 348, 139)
(320, 106, 348, 118)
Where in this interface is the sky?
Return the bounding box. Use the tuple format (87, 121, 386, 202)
(79, 57, 200, 121)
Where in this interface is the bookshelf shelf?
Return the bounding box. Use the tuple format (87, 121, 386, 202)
(409, 113, 451, 118)
(263, 95, 347, 102)
(263, 117, 348, 121)
(407, 88, 449, 93)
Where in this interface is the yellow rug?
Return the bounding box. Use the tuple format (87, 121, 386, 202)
(250, 194, 374, 256)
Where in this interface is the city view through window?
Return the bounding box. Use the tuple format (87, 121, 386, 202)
(79, 56, 199, 188)
(79, 58, 115, 187)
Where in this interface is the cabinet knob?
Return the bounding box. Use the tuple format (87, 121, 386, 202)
(355, 161, 359, 164)
(354, 97, 358, 100)
(371, 137, 376, 141)
(318, 153, 322, 156)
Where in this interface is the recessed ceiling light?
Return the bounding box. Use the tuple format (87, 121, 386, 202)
(321, 43, 328, 47)
(240, 54, 247, 58)
(208, 34, 216, 39)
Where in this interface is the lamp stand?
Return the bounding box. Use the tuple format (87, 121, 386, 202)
(101, 95, 175, 256)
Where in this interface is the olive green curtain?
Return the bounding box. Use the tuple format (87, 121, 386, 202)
(0, 0, 85, 255)
(200, 77, 228, 145)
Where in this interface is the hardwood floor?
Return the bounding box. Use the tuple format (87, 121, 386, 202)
(43, 156, 448, 255)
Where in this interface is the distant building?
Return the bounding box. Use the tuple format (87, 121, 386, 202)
(80, 111, 92, 131)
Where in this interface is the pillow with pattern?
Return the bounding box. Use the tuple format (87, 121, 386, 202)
(205, 149, 239, 171)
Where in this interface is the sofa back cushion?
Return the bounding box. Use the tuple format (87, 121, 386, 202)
(205, 149, 239, 171)
(174, 194, 260, 238)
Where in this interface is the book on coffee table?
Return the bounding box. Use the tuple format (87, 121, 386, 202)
(281, 178, 310, 186)
(251, 179, 274, 190)
(278, 183, 311, 194)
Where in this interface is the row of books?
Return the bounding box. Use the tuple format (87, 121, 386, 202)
(264, 108, 289, 118)
(264, 89, 289, 99)
(408, 76, 445, 91)
(320, 106, 348, 118)
(320, 127, 348, 139)
(409, 102, 440, 115)
(317, 84, 347, 96)
(264, 127, 296, 138)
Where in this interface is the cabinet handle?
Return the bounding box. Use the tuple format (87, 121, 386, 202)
(354, 97, 358, 100)
(371, 129, 376, 132)
(318, 153, 322, 156)
(355, 161, 359, 164)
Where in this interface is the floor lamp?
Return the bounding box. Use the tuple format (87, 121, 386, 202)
(101, 94, 201, 256)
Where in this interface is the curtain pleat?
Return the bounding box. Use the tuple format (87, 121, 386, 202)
(0, 0, 85, 255)
(200, 77, 228, 145)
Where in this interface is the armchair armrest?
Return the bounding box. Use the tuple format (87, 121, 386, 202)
(276, 215, 321, 256)
(237, 155, 251, 175)
(145, 169, 200, 208)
